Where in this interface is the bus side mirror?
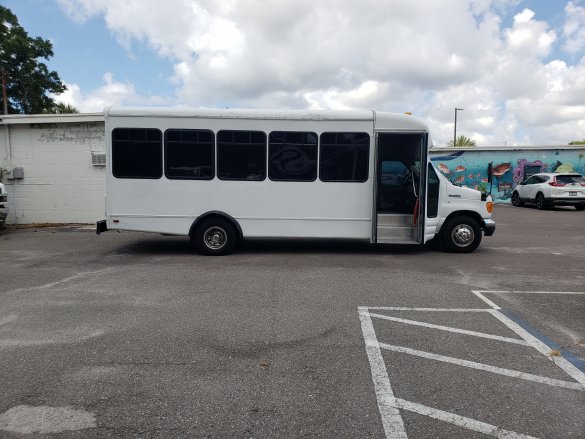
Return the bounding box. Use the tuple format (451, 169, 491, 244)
(487, 163, 493, 183)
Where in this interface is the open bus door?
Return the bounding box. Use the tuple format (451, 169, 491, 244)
(373, 132, 427, 244)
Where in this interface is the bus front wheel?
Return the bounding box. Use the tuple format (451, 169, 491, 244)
(441, 216, 481, 253)
(193, 218, 238, 256)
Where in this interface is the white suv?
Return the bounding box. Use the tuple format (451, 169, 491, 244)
(511, 173, 585, 210)
(0, 183, 7, 227)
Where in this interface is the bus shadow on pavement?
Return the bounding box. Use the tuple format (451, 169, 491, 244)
(109, 236, 435, 257)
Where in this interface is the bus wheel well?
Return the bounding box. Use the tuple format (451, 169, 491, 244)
(189, 212, 242, 240)
(441, 211, 484, 233)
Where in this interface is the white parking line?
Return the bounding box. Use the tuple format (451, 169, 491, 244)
(379, 343, 584, 391)
(472, 290, 585, 388)
(392, 398, 539, 439)
(367, 307, 493, 312)
(368, 312, 529, 346)
(489, 309, 585, 388)
(358, 307, 408, 439)
(471, 291, 501, 309)
(359, 299, 585, 438)
(475, 290, 585, 295)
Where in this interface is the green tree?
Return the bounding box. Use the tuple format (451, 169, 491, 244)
(0, 6, 67, 114)
(44, 102, 79, 114)
(447, 135, 477, 147)
(568, 140, 585, 145)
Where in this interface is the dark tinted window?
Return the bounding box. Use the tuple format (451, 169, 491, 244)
(269, 132, 317, 181)
(319, 132, 370, 182)
(217, 130, 266, 181)
(112, 128, 162, 179)
(165, 129, 214, 180)
(556, 174, 585, 184)
(427, 164, 440, 218)
(524, 175, 539, 185)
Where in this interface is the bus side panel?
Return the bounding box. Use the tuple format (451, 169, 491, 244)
(105, 116, 376, 239)
(106, 179, 374, 239)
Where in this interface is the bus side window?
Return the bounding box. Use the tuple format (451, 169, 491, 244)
(269, 131, 317, 181)
(319, 132, 370, 182)
(217, 130, 267, 181)
(112, 128, 163, 179)
(165, 129, 214, 180)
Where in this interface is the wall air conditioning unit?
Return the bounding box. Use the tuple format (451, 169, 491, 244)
(91, 152, 106, 166)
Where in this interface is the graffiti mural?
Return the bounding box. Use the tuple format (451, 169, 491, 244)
(430, 148, 585, 202)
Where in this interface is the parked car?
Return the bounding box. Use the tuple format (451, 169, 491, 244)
(511, 173, 585, 210)
(0, 183, 7, 228)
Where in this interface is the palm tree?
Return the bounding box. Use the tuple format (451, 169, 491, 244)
(447, 135, 476, 147)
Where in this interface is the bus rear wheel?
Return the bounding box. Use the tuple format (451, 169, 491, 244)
(193, 218, 238, 256)
(441, 216, 481, 253)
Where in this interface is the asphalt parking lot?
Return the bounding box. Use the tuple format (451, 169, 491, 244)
(1, 204, 584, 438)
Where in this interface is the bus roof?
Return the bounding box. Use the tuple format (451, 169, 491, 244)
(105, 107, 429, 131)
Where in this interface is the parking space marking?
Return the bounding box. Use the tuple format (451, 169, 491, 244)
(368, 312, 529, 346)
(473, 290, 585, 387)
(379, 343, 584, 391)
(471, 291, 501, 309)
(367, 307, 492, 312)
(392, 398, 539, 439)
(358, 308, 408, 439)
(359, 300, 585, 439)
(474, 290, 585, 295)
(489, 308, 585, 387)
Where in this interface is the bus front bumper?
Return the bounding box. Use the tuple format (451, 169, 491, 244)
(482, 219, 496, 236)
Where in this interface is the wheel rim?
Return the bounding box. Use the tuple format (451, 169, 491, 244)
(203, 226, 227, 250)
(536, 194, 544, 209)
(512, 193, 519, 206)
(451, 224, 475, 247)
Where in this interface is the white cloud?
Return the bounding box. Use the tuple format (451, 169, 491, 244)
(55, 0, 585, 145)
(54, 73, 168, 112)
(563, 1, 585, 54)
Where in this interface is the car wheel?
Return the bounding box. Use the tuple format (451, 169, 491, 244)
(441, 216, 482, 253)
(511, 191, 523, 207)
(193, 218, 238, 256)
(576, 203, 585, 211)
(535, 192, 547, 210)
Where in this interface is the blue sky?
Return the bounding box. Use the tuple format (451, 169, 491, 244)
(2, 0, 585, 146)
(3, 0, 173, 98)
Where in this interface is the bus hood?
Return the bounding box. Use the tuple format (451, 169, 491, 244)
(446, 183, 484, 200)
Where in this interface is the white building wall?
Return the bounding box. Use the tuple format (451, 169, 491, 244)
(0, 116, 106, 224)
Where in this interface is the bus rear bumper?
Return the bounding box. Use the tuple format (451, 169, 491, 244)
(96, 220, 108, 235)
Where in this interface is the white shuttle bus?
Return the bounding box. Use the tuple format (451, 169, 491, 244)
(96, 107, 495, 255)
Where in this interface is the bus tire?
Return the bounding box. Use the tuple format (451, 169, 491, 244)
(193, 218, 238, 256)
(441, 216, 481, 253)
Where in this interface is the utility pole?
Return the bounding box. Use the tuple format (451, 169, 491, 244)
(454, 108, 463, 146)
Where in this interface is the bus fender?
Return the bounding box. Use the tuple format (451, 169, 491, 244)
(189, 211, 243, 239)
